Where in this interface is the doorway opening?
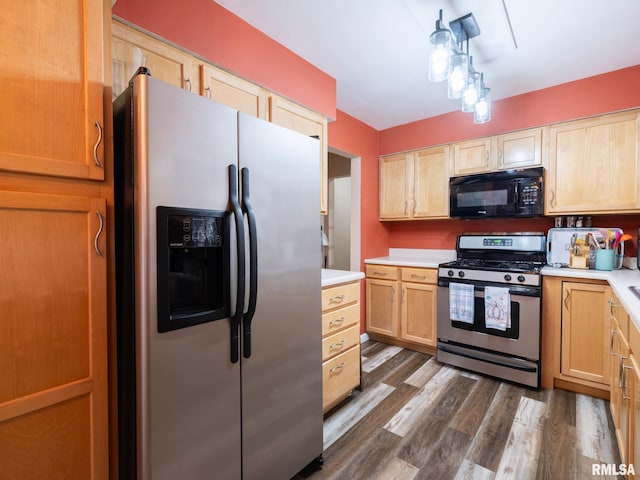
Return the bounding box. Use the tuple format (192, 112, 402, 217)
(322, 148, 360, 272)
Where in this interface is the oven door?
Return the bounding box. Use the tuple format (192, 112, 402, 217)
(436, 279, 541, 386)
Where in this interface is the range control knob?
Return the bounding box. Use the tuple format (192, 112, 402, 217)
(447, 270, 454, 277)
(504, 274, 512, 282)
(517, 275, 526, 283)
(458, 271, 465, 278)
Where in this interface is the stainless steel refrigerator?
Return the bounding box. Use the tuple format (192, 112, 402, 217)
(113, 70, 322, 480)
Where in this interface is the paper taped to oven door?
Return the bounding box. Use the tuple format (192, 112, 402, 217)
(546, 228, 623, 267)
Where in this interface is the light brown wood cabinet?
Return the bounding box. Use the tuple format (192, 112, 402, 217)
(610, 294, 632, 467)
(322, 281, 361, 412)
(0, 191, 108, 478)
(560, 281, 612, 385)
(379, 146, 450, 220)
(0, 0, 105, 181)
(400, 268, 438, 347)
(451, 128, 542, 176)
(542, 276, 611, 395)
(0, 1, 110, 477)
(546, 110, 640, 214)
(365, 265, 438, 352)
(200, 64, 267, 119)
(112, 20, 199, 98)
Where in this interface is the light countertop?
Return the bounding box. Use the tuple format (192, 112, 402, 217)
(364, 248, 640, 330)
(364, 248, 456, 268)
(321, 268, 364, 288)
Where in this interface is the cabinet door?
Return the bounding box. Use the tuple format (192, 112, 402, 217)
(547, 111, 640, 214)
(496, 128, 542, 170)
(452, 138, 492, 175)
(401, 282, 437, 346)
(0, 191, 108, 479)
(112, 21, 198, 98)
(413, 146, 450, 218)
(561, 282, 611, 385)
(630, 355, 640, 475)
(365, 279, 398, 337)
(379, 153, 410, 219)
(0, 0, 104, 180)
(200, 64, 266, 119)
(268, 94, 328, 214)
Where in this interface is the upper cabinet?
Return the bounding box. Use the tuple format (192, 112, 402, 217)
(452, 128, 543, 176)
(269, 94, 328, 214)
(112, 21, 199, 99)
(379, 146, 450, 220)
(0, 0, 105, 180)
(200, 64, 267, 119)
(546, 110, 640, 214)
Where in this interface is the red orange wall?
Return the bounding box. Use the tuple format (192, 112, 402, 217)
(112, 0, 336, 119)
(379, 65, 640, 154)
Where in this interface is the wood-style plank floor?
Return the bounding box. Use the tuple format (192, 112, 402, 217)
(294, 340, 622, 480)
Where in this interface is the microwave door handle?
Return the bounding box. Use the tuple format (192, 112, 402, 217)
(514, 181, 519, 208)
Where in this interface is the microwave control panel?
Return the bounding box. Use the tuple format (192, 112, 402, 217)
(519, 181, 541, 206)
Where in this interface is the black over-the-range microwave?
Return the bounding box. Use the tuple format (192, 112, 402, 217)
(449, 167, 544, 219)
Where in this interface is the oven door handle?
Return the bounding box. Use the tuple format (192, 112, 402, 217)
(437, 343, 537, 372)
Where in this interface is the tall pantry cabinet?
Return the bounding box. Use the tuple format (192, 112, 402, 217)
(0, 1, 111, 478)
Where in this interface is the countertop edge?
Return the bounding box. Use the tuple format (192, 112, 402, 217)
(321, 269, 365, 288)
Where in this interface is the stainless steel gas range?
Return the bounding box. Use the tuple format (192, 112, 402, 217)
(436, 232, 546, 388)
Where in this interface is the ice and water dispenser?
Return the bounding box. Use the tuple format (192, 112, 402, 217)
(156, 206, 230, 333)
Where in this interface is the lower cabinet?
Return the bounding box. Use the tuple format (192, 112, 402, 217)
(321, 281, 361, 412)
(560, 281, 612, 386)
(365, 264, 438, 352)
(611, 295, 640, 478)
(542, 277, 611, 394)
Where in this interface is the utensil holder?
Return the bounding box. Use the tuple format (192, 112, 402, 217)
(595, 249, 615, 271)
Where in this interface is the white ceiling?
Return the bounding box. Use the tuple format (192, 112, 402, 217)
(215, 0, 640, 130)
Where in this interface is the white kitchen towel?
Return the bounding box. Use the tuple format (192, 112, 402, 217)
(484, 286, 511, 331)
(449, 282, 474, 323)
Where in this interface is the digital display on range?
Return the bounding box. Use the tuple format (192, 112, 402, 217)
(483, 238, 513, 247)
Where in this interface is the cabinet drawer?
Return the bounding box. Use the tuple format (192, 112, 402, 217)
(322, 303, 360, 337)
(322, 281, 360, 312)
(365, 264, 398, 280)
(401, 267, 437, 284)
(322, 324, 360, 361)
(323, 346, 360, 410)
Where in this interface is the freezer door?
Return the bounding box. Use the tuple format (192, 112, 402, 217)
(238, 113, 323, 480)
(131, 74, 242, 480)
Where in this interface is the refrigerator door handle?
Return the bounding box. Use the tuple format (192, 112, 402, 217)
(241, 167, 258, 359)
(229, 164, 245, 364)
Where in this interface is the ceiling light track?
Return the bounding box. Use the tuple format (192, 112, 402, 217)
(428, 9, 491, 123)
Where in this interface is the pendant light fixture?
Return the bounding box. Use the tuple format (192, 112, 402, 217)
(428, 9, 452, 82)
(428, 10, 491, 123)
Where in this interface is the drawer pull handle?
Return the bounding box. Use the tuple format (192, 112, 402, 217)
(330, 340, 346, 351)
(410, 274, 426, 280)
(373, 271, 387, 276)
(329, 294, 346, 304)
(330, 362, 346, 373)
(329, 317, 345, 326)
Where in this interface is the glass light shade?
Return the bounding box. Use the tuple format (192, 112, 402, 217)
(447, 53, 468, 99)
(428, 28, 451, 82)
(473, 87, 491, 124)
(461, 71, 481, 112)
